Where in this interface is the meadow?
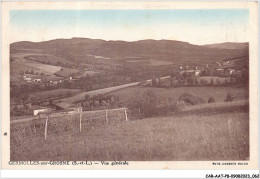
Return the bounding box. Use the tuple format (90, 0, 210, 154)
(106, 86, 248, 103)
(63, 82, 140, 103)
(10, 100, 249, 161)
(126, 59, 173, 66)
(29, 89, 82, 101)
(25, 61, 62, 75)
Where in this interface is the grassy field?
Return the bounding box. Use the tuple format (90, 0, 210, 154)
(54, 68, 79, 77)
(10, 100, 249, 161)
(106, 86, 248, 103)
(149, 59, 173, 66)
(126, 59, 173, 66)
(29, 89, 82, 100)
(10, 53, 63, 81)
(25, 61, 62, 74)
(25, 54, 69, 66)
(10, 62, 34, 82)
(62, 82, 140, 103)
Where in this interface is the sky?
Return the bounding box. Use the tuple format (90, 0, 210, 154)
(9, 9, 249, 45)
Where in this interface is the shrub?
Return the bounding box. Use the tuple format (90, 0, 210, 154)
(194, 78, 199, 85)
(187, 77, 194, 85)
(200, 79, 207, 86)
(225, 93, 233, 102)
(216, 78, 221, 85)
(178, 93, 205, 105)
(85, 94, 90, 100)
(208, 96, 215, 103)
(127, 89, 179, 119)
(210, 78, 214, 85)
(66, 90, 72, 96)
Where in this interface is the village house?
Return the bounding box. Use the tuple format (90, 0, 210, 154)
(23, 74, 42, 83)
(53, 102, 81, 112)
(184, 70, 196, 77)
(194, 70, 201, 76)
(225, 68, 235, 76)
(214, 68, 225, 76)
(32, 105, 51, 116)
(222, 61, 230, 66)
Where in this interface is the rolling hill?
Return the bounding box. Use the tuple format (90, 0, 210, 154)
(11, 38, 249, 65)
(203, 42, 249, 50)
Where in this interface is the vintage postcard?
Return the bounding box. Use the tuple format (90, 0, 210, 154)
(1, 1, 259, 170)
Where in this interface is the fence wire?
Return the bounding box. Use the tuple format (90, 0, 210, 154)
(10, 108, 127, 145)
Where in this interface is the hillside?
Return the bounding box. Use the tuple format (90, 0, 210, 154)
(11, 38, 249, 65)
(203, 42, 249, 50)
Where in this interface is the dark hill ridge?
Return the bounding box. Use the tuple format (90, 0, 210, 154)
(11, 38, 249, 65)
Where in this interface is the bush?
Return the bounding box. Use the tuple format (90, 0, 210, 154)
(225, 93, 233, 102)
(194, 78, 199, 85)
(208, 96, 215, 103)
(200, 79, 207, 86)
(216, 78, 221, 85)
(178, 93, 205, 105)
(85, 94, 90, 100)
(187, 77, 194, 85)
(127, 89, 179, 119)
(210, 78, 214, 85)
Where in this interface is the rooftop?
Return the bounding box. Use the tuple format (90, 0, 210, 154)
(31, 105, 49, 110)
(54, 102, 79, 109)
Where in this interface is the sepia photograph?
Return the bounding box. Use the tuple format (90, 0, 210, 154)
(1, 1, 258, 170)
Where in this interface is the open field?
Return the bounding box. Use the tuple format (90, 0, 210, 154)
(106, 86, 249, 103)
(10, 53, 64, 81)
(29, 89, 82, 100)
(54, 68, 79, 77)
(25, 62, 62, 74)
(11, 61, 50, 81)
(10, 100, 249, 161)
(126, 59, 173, 66)
(10, 62, 33, 82)
(62, 81, 140, 103)
(75, 70, 100, 78)
(149, 59, 173, 66)
(24, 54, 69, 65)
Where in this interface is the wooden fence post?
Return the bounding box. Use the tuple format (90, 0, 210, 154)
(106, 109, 108, 125)
(44, 115, 49, 140)
(80, 107, 82, 133)
(124, 108, 128, 121)
(33, 122, 36, 134)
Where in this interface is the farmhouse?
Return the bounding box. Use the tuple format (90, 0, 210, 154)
(32, 105, 51, 116)
(53, 102, 81, 112)
(23, 74, 42, 83)
(183, 70, 195, 77)
(194, 70, 201, 76)
(214, 68, 225, 76)
(225, 68, 235, 76)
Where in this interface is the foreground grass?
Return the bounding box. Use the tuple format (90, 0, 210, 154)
(11, 102, 249, 161)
